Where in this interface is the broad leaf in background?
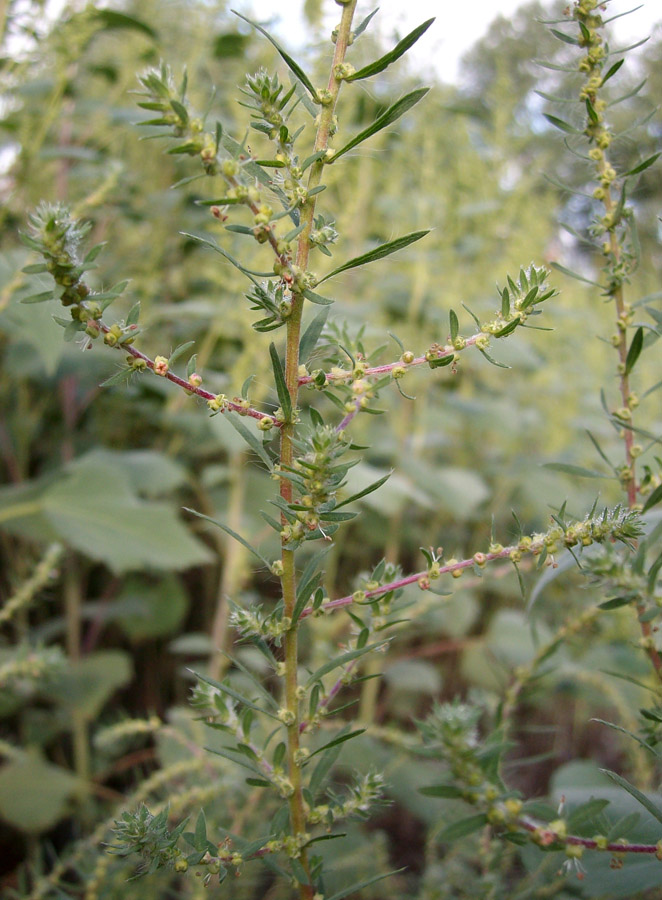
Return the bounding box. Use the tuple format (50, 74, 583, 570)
(0, 754, 81, 832)
(0, 455, 212, 572)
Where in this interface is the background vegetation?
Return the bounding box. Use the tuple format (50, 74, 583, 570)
(0, 0, 661, 897)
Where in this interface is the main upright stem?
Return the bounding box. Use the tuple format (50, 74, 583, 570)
(278, 3, 358, 895)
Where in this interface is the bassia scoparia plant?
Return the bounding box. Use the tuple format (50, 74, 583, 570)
(8, 0, 662, 897)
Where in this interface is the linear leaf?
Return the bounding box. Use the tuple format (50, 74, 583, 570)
(478, 347, 511, 369)
(318, 230, 429, 284)
(308, 728, 366, 759)
(419, 784, 464, 798)
(93, 9, 157, 38)
(168, 341, 195, 367)
(642, 484, 662, 514)
(624, 153, 661, 177)
(180, 232, 271, 280)
(335, 471, 392, 510)
(624, 326, 644, 375)
(593, 719, 658, 757)
(20, 291, 54, 304)
(194, 670, 280, 721)
(550, 261, 602, 286)
(329, 88, 429, 162)
(325, 870, 403, 900)
(601, 769, 662, 824)
(449, 308, 459, 341)
(269, 343, 292, 421)
(543, 462, 612, 479)
(299, 307, 330, 363)
(601, 58, 625, 85)
(305, 640, 388, 688)
(303, 288, 334, 306)
(543, 113, 580, 134)
(232, 11, 317, 100)
(347, 19, 434, 81)
(550, 27, 579, 45)
(183, 507, 271, 567)
(225, 411, 274, 471)
(100, 368, 134, 387)
(353, 8, 379, 40)
(598, 595, 636, 610)
(438, 814, 489, 842)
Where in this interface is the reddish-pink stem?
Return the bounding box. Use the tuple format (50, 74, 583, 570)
(95, 320, 278, 425)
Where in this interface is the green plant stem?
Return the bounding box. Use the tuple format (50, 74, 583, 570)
(602, 177, 637, 509)
(0, 542, 62, 628)
(64, 557, 90, 792)
(278, 5, 358, 895)
(209, 451, 249, 680)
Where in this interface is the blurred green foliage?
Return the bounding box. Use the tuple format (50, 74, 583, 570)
(0, 0, 661, 897)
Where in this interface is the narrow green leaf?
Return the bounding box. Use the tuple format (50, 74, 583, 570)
(329, 88, 429, 163)
(205, 745, 270, 776)
(438, 814, 489, 843)
(642, 484, 662, 514)
(419, 784, 464, 798)
(183, 507, 271, 567)
(449, 309, 459, 341)
(232, 11, 317, 100)
(20, 291, 53, 304)
(126, 302, 141, 327)
(299, 308, 330, 363)
(550, 261, 602, 286)
(318, 510, 357, 522)
(601, 58, 625, 85)
(194, 810, 207, 849)
(625, 154, 661, 178)
(493, 318, 520, 338)
(585, 97, 599, 123)
(347, 19, 435, 81)
(251, 159, 286, 168)
(624, 326, 644, 375)
(305, 640, 389, 688)
(318, 230, 429, 284)
(300, 150, 327, 171)
(543, 113, 580, 134)
(93, 280, 129, 301)
(598, 595, 636, 610)
(428, 354, 455, 370)
(168, 341, 195, 367)
(308, 728, 366, 759)
(309, 744, 342, 796)
(93, 9, 157, 38)
(21, 263, 49, 274)
(180, 232, 272, 281)
(335, 471, 392, 510)
(550, 27, 579, 44)
(100, 368, 134, 387)
(225, 411, 274, 471)
(170, 98, 189, 125)
(353, 8, 379, 40)
(194, 671, 280, 721)
(647, 550, 662, 594)
(303, 288, 334, 306)
(601, 769, 662, 823)
(479, 348, 511, 369)
(225, 224, 254, 235)
(543, 462, 612, 479)
(567, 797, 611, 830)
(269, 343, 292, 421)
(325, 870, 403, 900)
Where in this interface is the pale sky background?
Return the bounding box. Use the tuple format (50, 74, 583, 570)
(261, 0, 661, 83)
